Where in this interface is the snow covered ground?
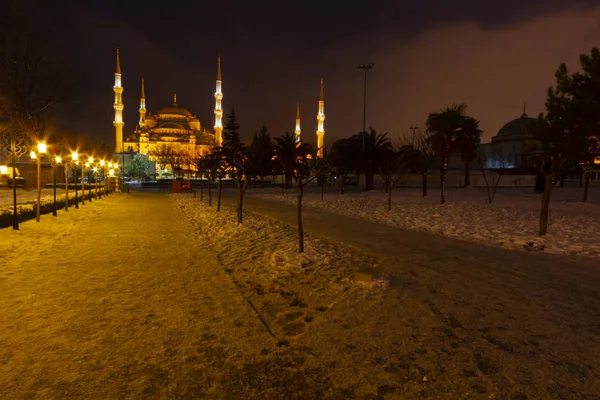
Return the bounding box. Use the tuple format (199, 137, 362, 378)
(250, 186, 600, 258)
(2, 191, 600, 398)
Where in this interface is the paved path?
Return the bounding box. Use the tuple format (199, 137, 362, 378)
(0, 192, 274, 399)
(222, 190, 600, 398)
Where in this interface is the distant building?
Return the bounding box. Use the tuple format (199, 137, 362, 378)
(478, 108, 544, 169)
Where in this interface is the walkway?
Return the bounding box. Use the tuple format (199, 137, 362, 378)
(0, 192, 274, 399)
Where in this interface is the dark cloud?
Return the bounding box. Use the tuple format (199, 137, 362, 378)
(23, 0, 600, 146)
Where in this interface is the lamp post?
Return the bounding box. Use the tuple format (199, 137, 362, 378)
(88, 157, 95, 200)
(64, 157, 69, 212)
(113, 162, 119, 193)
(51, 156, 61, 216)
(108, 162, 113, 194)
(357, 63, 374, 140)
(93, 167, 99, 199)
(81, 160, 86, 205)
(100, 160, 106, 197)
(358, 63, 374, 191)
(31, 142, 47, 222)
(72, 152, 79, 209)
(84, 162, 91, 203)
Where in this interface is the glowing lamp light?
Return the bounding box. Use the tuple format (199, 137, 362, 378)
(55, 156, 62, 164)
(108, 162, 113, 168)
(72, 152, 78, 161)
(93, 167, 98, 172)
(100, 160, 105, 166)
(37, 142, 47, 154)
(88, 157, 94, 163)
(109, 169, 115, 176)
(30, 151, 37, 159)
(0, 165, 7, 175)
(85, 162, 90, 168)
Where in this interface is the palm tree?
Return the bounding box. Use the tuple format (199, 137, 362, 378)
(456, 116, 482, 187)
(329, 137, 361, 194)
(273, 132, 297, 189)
(426, 103, 468, 205)
(352, 127, 391, 191)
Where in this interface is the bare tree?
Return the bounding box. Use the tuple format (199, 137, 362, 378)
(223, 145, 250, 224)
(476, 156, 504, 204)
(380, 145, 418, 211)
(399, 126, 435, 197)
(275, 143, 327, 253)
(150, 144, 182, 177)
(0, 3, 71, 229)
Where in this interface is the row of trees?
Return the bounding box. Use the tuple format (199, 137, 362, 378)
(184, 111, 326, 253)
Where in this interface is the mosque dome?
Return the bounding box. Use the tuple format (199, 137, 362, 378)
(157, 94, 193, 117)
(496, 112, 537, 139)
(157, 104, 193, 117)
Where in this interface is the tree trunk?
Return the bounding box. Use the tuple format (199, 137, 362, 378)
(200, 175, 204, 201)
(12, 151, 18, 230)
(559, 171, 564, 187)
(321, 180, 324, 201)
(463, 160, 470, 188)
(440, 156, 447, 205)
(583, 170, 590, 203)
(340, 175, 345, 195)
(539, 174, 554, 236)
(81, 167, 85, 205)
(365, 164, 374, 191)
(236, 180, 248, 224)
(422, 173, 427, 197)
(208, 179, 212, 206)
(387, 179, 392, 212)
(297, 183, 304, 253)
(217, 176, 222, 212)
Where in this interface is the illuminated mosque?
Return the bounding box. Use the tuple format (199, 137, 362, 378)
(111, 47, 326, 174)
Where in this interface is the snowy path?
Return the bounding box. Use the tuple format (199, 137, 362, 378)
(220, 190, 600, 398)
(0, 192, 275, 398)
(2, 190, 600, 398)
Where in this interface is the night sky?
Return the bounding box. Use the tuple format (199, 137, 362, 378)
(21, 0, 600, 146)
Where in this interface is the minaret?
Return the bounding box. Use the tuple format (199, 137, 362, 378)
(316, 79, 325, 158)
(294, 102, 301, 143)
(214, 56, 223, 147)
(139, 78, 146, 128)
(113, 47, 124, 154)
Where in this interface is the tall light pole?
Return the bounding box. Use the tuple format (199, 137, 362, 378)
(358, 63, 374, 190)
(31, 142, 47, 222)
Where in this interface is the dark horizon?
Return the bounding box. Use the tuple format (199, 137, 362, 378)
(16, 0, 600, 146)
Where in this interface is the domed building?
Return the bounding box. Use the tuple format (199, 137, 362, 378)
(123, 93, 215, 158)
(479, 108, 543, 169)
(113, 48, 224, 177)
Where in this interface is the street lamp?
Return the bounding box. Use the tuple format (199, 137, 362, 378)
(52, 156, 61, 217)
(100, 160, 107, 197)
(32, 142, 47, 222)
(358, 63, 374, 190)
(93, 166, 99, 199)
(72, 152, 79, 209)
(84, 162, 90, 203)
(357, 63, 374, 137)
